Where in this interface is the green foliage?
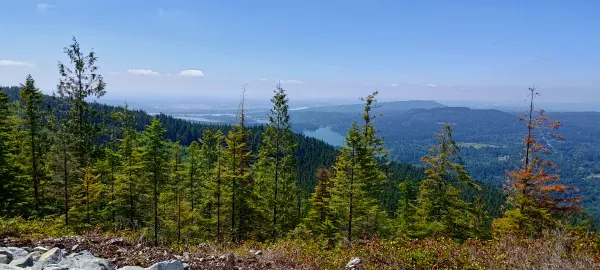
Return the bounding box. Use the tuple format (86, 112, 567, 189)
(411, 123, 486, 240)
(18, 75, 47, 214)
(253, 84, 298, 241)
(0, 88, 24, 216)
(68, 167, 103, 229)
(57, 37, 106, 168)
(222, 95, 255, 243)
(0, 217, 75, 239)
(140, 117, 170, 246)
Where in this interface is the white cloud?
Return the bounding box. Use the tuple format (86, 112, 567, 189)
(427, 84, 437, 87)
(389, 83, 398, 87)
(278, 79, 304, 84)
(127, 69, 159, 76)
(0, 60, 36, 67)
(179, 70, 205, 77)
(259, 78, 268, 82)
(36, 3, 54, 12)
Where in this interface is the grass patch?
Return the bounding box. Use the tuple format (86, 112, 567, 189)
(458, 142, 500, 149)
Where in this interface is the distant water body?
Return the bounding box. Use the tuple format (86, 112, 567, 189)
(303, 127, 345, 147)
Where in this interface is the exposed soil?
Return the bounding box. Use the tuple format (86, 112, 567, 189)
(0, 236, 300, 270)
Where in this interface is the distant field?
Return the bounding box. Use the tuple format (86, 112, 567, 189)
(458, 142, 500, 149)
(585, 174, 600, 179)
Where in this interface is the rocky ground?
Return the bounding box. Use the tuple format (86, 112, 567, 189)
(0, 237, 318, 270)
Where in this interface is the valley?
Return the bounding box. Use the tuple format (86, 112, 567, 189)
(158, 100, 600, 219)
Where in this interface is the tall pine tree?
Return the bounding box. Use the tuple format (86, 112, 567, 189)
(57, 37, 106, 168)
(140, 117, 170, 246)
(199, 130, 226, 241)
(0, 89, 22, 216)
(19, 75, 46, 213)
(223, 89, 254, 243)
(253, 84, 298, 241)
(493, 87, 581, 237)
(413, 123, 481, 240)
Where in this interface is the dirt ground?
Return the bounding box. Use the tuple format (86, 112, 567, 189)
(0, 236, 300, 270)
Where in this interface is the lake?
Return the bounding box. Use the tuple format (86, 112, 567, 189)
(303, 127, 345, 147)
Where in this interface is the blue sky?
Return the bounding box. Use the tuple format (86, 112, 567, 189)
(1, 0, 598, 103)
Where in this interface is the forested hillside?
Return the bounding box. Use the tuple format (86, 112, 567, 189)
(290, 103, 600, 219)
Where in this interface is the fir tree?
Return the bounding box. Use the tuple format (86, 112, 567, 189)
(47, 103, 78, 225)
(223, 88, 254, 243)
(140, 117, 170, 246)
(69, 167, 103, 227)
(493, 87, 581, 237)
(414, 123, 481, 240)
(330, 123, 362, 242)
(304, 168, 335, 236)
(19, 75, 46, 213)
(169, 141, 186, 243)
(199, 130, 226, 241)
(57, 37, 106, 168)
(253, 83, 298, 240)
(114, 105, 144, 229)
(187, 141, 201, 213)
(0, 89, 22, 215)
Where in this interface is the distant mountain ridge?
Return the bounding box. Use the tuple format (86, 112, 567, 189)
(303, 100, 446, 113)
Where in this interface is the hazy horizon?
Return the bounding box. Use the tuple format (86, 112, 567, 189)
(1, 1, 599, 104)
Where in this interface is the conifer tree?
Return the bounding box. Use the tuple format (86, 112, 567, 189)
(223, 88, 254, 243)
(69, 167, 103, 227)
(199, 130, 226, 241)
(304, 168, 335, 236)
(47, 102, 77, 225)
(493, 87, 581, 236)
(114, 105, 144, 229)
(253, 83, 298, 240)
(394, 177, 418, 236)
(169, 141, 186, 243)
(140, 117, 170, 246)
(19, 75, 46, 213)
(414, 123, 480, 240)
(359, 91, 388, 200)
(330, 123, 362, 242)
(187, 141, 201, 212)
(57, 37, 106, 168)
(0, 89, 22, 215)
(102, 111, 121, 226)
(330, 92, 390, 242)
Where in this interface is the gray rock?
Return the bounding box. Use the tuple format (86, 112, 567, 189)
(60, 251, 115, 270)
(0, 247, 27, 260)
(0, 250, 13, 263)
(117, 267, 145, 270)
(0, 254, 10, 264)
(0, 264, 21, 270)
(43, 264, 69, 270)
(31, 251, 42, 262)
(346, 257, 362, 269)
(182, 263, 190, 270)
(254, 250, 263, 255)
(105, 238, 124, 245)
(32, 248, 65, 270)
(32, 247, 48, 253)
(146, 260, 185, 270)
(8, 253, 35, 268)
